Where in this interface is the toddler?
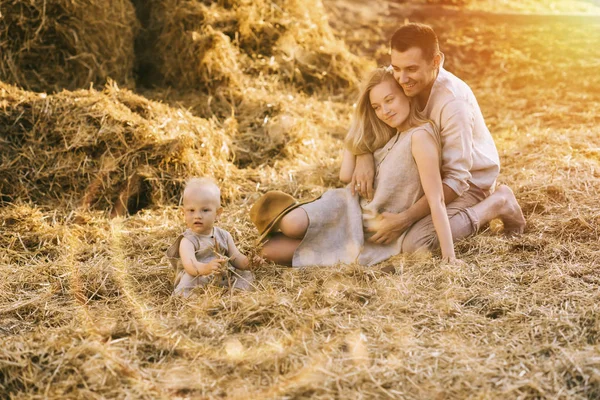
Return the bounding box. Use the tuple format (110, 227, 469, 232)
(166, 177, 254, 297)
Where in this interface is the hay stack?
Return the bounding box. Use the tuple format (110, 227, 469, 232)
(0, 0, 139, 92)
(147, 0, 243, 91)
(0, 81, 246, 214)
(146, 0, 369, 93)
(234, 0, 369, 92)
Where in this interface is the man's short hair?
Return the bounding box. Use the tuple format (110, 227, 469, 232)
(390, 23, 440, 61)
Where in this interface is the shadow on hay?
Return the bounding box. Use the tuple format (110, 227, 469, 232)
(0, 0, 138, 92)
(0, 81, 244, 214)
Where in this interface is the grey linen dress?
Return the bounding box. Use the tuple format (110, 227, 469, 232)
(293, 122, 441, 267)
(166, 227, 254, 296)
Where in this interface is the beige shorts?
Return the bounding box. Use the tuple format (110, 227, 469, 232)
(401, 185, 488, 253)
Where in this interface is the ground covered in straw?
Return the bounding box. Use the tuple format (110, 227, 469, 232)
(1, 0, 600, 398)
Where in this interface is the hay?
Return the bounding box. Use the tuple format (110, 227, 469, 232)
(234, 0, 369, 92)
(0, 81, 248, 213)
(144, 0, 369, 93)
(2, 1, 600, 398)
(149, 0, 244, 91)
(0, 0, 139, 93)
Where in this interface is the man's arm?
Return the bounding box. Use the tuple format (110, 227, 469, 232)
(439, 99, 474, 197)
(368, 184, 457, 244)
(398, 184, 458, 226)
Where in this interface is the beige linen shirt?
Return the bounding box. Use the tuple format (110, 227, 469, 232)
(422, 66, 500, 196)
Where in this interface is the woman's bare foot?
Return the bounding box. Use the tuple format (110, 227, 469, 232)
(495, 185, 526, 236)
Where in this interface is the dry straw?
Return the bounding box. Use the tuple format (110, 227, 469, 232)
(0, 0, 139, 93)
(2, 0, 600, 399)
(0, 80, 249, 214)
(146, 0, 369, 93)
(150, 0, 243, 90)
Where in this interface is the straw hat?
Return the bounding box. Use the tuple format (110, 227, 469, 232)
(250, 191, 315, 244)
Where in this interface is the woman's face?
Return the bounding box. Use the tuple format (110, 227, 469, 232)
(369, 79, 411, 129)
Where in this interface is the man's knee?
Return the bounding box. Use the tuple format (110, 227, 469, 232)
(401, 231, 438, 254)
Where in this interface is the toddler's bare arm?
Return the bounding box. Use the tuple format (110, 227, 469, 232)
(226, 235, 251, 270)
(179, 238, 223, 276)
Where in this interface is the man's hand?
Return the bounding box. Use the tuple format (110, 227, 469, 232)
(196, 258, 226, 276)
(368, 211, 413, 245)
(350, 153, 375, 200)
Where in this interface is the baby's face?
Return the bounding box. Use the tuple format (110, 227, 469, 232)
(183, 190, 221, 235)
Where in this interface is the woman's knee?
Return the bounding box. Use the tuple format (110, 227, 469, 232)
(278, 208, 308, 239)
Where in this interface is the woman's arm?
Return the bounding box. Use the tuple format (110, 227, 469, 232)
(339, 148, 356, 184)
(411, 129, 457, 261)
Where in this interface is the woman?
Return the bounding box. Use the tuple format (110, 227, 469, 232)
(258, 67, 459, 267)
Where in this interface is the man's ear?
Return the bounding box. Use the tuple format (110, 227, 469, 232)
(216, 207, 224, 217)
(433, 52, 443, 69)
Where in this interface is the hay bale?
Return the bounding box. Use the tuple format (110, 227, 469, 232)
(244, 0, 370, 92)
(0, 0, 139, 92)
(144, 0, 368, 93)
(0, 81, 246, 213)
(147, 0, 243, 90)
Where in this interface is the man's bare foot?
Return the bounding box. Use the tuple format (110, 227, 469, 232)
(495, 185, 526, 236)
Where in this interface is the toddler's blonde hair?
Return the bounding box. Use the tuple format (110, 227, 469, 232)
(182, 177, 221, 206)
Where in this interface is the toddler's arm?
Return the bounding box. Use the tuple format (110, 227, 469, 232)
(226, 234, 251, 270)
(179, 237, 224, 276)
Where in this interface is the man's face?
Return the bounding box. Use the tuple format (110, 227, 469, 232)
(390, 47, 440, 99)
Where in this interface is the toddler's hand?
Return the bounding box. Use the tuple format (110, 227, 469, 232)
(252, 254, 266, 267)
(198, 258, 227, 275)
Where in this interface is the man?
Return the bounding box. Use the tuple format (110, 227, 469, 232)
(351, 23, 525, 251)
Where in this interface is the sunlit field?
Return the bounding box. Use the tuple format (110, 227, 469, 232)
(1, 0, 599, 398)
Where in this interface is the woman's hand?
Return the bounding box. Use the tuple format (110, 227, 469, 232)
(350, 153, 375, 200)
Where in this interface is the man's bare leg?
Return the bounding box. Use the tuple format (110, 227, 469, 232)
(470, 185, 526, 235)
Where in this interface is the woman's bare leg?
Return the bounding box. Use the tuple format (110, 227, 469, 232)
(260, 208, 309, 265)
(278, 208, 309, 238)
(260, 233, 302, 266)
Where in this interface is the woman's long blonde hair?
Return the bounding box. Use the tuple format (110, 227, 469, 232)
(345, 67, 433, 155)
